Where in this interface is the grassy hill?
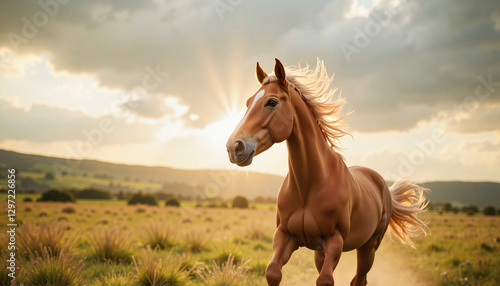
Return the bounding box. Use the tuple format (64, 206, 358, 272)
(1, 149, 499, 207)
(0, 149, 283, 200)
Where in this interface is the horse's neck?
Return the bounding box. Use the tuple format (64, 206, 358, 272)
(286, 92, 347, 201)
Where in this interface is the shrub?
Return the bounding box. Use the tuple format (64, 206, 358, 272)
(74, 188, 112, 200)
(96, 273, 135, 286)
(250, 259, 268, 276)
(1, 248, 25, 285)
(44, 172, 55, 180)
(25, 247, 84, 286)
(38, 189, 76, 203)
(232, 196, 249, 209)
(38, 210, 49, 217)
(196, 254, 250, 286)
(23, 197, 33, 202)
(183, 229, 209, 253)
(18, 219, 70, 257)
(212, 242, 242, 265)
(133, 246, 196, 286)
(62, 205, 77, 214)
(483, 205, 496, 216)
(462, 205, 479, 214)
(88, 227, 134, 263)
(165, 197, 181, 207)
(142, 221, 177, 249)
(128, 192, 158, 206)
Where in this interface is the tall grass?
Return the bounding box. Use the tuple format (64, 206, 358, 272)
(246, 222, 270, 241)
(88, 227, 134, 263)
(142, 220, 177, 249)
(183, 228, 210, 253)
(196, 254, 250, 286)
(25, 247, 85, 286)
(212, 240, 242, 265)
(96, 273, 136, 286)
(133, 246, 198, 286)
(18, 219, 71, 257)
(1, 248, 24, 286)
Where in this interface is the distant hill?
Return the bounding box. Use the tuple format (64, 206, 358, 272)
(422, 181, 500, 208)
(0, 149, 283, 199)
(1, 149, 499, 206)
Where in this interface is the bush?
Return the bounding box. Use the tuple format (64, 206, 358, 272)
(166, 197, 181, 207)
(74, 188, 112, 200)
(133, 246, 194, 286)
(96, 273, 135, 286)
(23, 197, 33, 202)
(44, 172, 55, 180)
(127, 192, 158, 206)
(232, 196, 249, 209)
(196, 254, 250, 286)
(61, 206, 76, 214)
(38, 189, 76, 203)
(18, 219, 71, 257)
(462, 205, 479, 213)
(26, 247, 84, 286)
(183, 228, 209, 253)
(483, 205, 497, 216)
(142, 220, 177, 249)
(88, 227, 134, 263)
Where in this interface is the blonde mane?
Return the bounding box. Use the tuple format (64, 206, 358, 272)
(263, 59, 350, 152)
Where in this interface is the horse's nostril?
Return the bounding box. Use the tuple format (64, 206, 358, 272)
(235, 140, 245, 156)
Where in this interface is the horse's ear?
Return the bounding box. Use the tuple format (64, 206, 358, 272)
(256, 62, 268, 84)
(274, 58, 287, 87)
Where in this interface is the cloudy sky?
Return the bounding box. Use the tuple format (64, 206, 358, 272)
(0, 0, 499, 182)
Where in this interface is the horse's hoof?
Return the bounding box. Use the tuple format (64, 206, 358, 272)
(316, 274, 334, 286)
(265, 262, 282, 286)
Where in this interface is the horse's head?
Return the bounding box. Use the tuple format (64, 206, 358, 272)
(226, 59, 294, 166)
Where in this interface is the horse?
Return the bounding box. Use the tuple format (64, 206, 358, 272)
(226, 58, 429, 286)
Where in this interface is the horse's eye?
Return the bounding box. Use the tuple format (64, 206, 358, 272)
(265, 98, 278, 109)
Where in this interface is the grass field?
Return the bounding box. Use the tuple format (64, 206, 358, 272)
(1, 199, 499, 285)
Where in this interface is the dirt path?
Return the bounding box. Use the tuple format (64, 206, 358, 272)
(280, 242, 428, 286)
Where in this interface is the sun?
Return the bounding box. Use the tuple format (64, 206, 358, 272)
(205, 107, 245, 145)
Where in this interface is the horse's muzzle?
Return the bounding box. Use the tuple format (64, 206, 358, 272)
(226, 138, 255, 166)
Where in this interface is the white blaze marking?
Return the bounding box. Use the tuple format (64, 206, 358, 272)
(234, 89, 265, 133)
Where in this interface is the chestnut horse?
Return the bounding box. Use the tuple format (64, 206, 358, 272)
(226, 58, 429, 286)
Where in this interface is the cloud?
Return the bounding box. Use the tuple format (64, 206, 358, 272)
(119, 95, 188, 119)
(462, 138, 500, 153)
(0, 0, 499, 135)
(0, 97, 157, 144)
(448, 104, 500, 133)
(0, 48, 43, 77)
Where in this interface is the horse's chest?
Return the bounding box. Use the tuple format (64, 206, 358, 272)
(281, 208, 335, 250)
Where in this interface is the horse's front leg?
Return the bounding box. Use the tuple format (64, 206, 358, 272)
(266, 227, 298, 286)
(316, 228, 344, 286)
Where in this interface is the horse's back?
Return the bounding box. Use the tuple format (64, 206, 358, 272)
(349, 166, 387, 194)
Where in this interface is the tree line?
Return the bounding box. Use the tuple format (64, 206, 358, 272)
(428, 202, 500, 216)
(29, 188, 257, 209)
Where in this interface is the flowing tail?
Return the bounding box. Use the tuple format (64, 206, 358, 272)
(388, 179, 430, 248)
